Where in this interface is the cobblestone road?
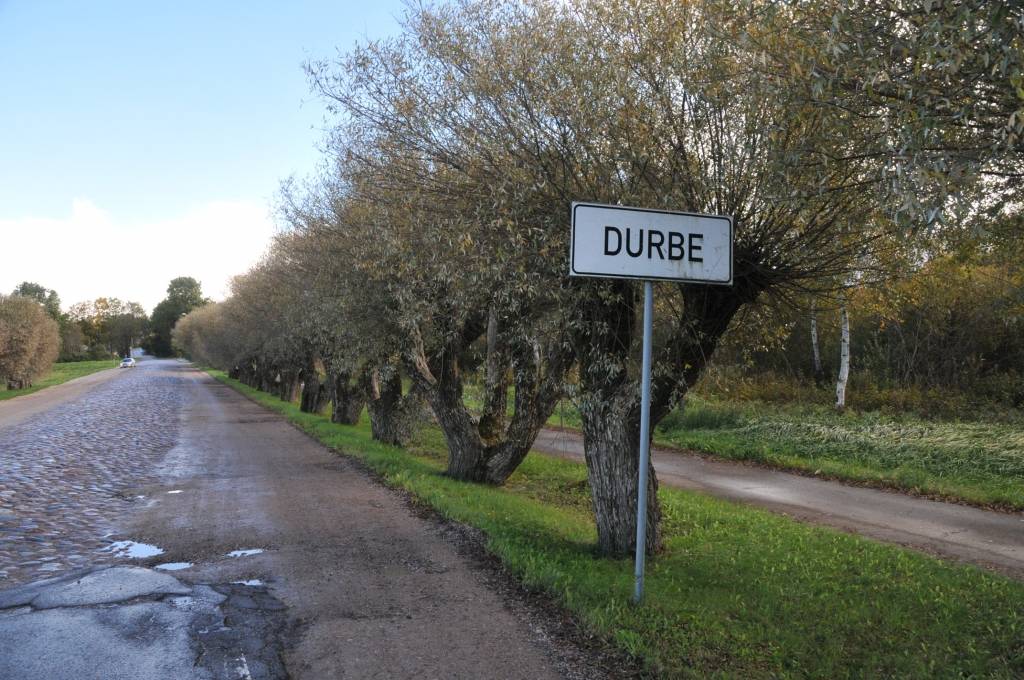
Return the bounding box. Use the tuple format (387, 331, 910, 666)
(0, 360, 182, 586)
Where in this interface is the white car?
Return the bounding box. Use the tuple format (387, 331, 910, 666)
(119, 357, 136, 368)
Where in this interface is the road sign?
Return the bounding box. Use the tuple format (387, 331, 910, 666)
(570, 202, 732, 284)
(568, 201, 734, 605)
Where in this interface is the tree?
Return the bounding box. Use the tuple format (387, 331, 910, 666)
(835, 301, 851, 410)
(737, 0, 1024, 225)
(310, 0, 892, 555)
(148, 277, 207, 357)
(11, 282, 61, 320)
(0, 295, 59, 389)
(67, 297, 149, 358)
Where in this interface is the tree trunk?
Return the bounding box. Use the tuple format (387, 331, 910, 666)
(810, 300, 824, 385)
(581, 404, 661, 556)
(258, 367, 274, 393)
(409, 318, 571, 485)
(300, 359, 327, 414)
(366, 368, 424, 446)
(329, 371, 365, 424)
(477, 307, 510, 443)
(300, 375, 321, 413)
(278, 370, 300, 402)
(575, 281, 752, 557)
(836, 302, 850, 410)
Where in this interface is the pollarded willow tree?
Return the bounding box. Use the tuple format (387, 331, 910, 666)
(275, 179, 428, 441)
(336, 154, 575, 483)
(310, 0, 890, 555)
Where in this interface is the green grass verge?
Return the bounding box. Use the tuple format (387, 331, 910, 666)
(0, 360, 118, 401)
(542, 396, 1024, 510)
(211, 370, 1023, 678)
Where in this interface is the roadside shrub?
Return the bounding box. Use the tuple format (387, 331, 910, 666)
(696, 367, 830, 406)
(693, 367, 1022, 422)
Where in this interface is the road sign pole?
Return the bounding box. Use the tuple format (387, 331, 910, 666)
(568, 201, 732, 604)
(633, 280, 654, 604)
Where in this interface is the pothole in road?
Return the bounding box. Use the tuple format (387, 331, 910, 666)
(226, 549, 264, 558)
(232, 579, 265, 587)
(101, 540, 165, 558)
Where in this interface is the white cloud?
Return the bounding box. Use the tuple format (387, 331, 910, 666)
(0, 198, 276, 313)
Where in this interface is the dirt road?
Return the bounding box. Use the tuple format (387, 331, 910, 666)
(533, 428, 1024, 578)
(0, 360, 594, 679)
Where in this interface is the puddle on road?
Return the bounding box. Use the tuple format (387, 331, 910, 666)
(155, 562, 193, 571)
(166, 490, 184, 494)
(231, 579, 264, 586)
(102, 540, 165, 558)
(226, 549, 265, 558)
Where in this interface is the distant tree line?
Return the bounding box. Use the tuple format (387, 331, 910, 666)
(1, 281, 151, 381)
(65, 297, 149, 360)
(174, 0, 1023, 556)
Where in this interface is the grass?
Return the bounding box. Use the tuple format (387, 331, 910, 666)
(542, 394, 1024, 510)
(649, 396, 1024, 510)
(0, 359, 118, 401)
(211, 369, 1024, 678)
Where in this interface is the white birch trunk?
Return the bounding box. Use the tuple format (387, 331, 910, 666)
(810, 300, 823, 382)
(835, 303, 850, 410)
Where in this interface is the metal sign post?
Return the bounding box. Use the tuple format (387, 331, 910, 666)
(634, 280, 654, 603)
(569, 201, 733, 604)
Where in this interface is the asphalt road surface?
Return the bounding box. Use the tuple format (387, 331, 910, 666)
(534, 428, 1024, 578)
(0, 360, 595, 680)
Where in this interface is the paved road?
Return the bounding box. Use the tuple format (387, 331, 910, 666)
(0, 360, 593, 679)
(534, 428, 1024, 578)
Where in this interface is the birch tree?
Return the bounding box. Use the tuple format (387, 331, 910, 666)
(836, 301, 850, 409)
(810, 300, 824, 384)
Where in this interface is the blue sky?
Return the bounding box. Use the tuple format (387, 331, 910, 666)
(0, 0, 405, 310)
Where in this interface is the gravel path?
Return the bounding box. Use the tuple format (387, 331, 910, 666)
(0, 361, 182, 585)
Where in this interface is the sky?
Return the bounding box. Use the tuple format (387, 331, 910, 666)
(0, 0, 405, 312)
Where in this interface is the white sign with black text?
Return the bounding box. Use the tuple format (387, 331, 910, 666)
(570, 202, 732, 284)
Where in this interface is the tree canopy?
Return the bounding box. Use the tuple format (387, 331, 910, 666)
(12, 282, 61, 320)
(148, 277, 208, 357)
(175, 0, 1020, 557)
(0, 294, 59, 389)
